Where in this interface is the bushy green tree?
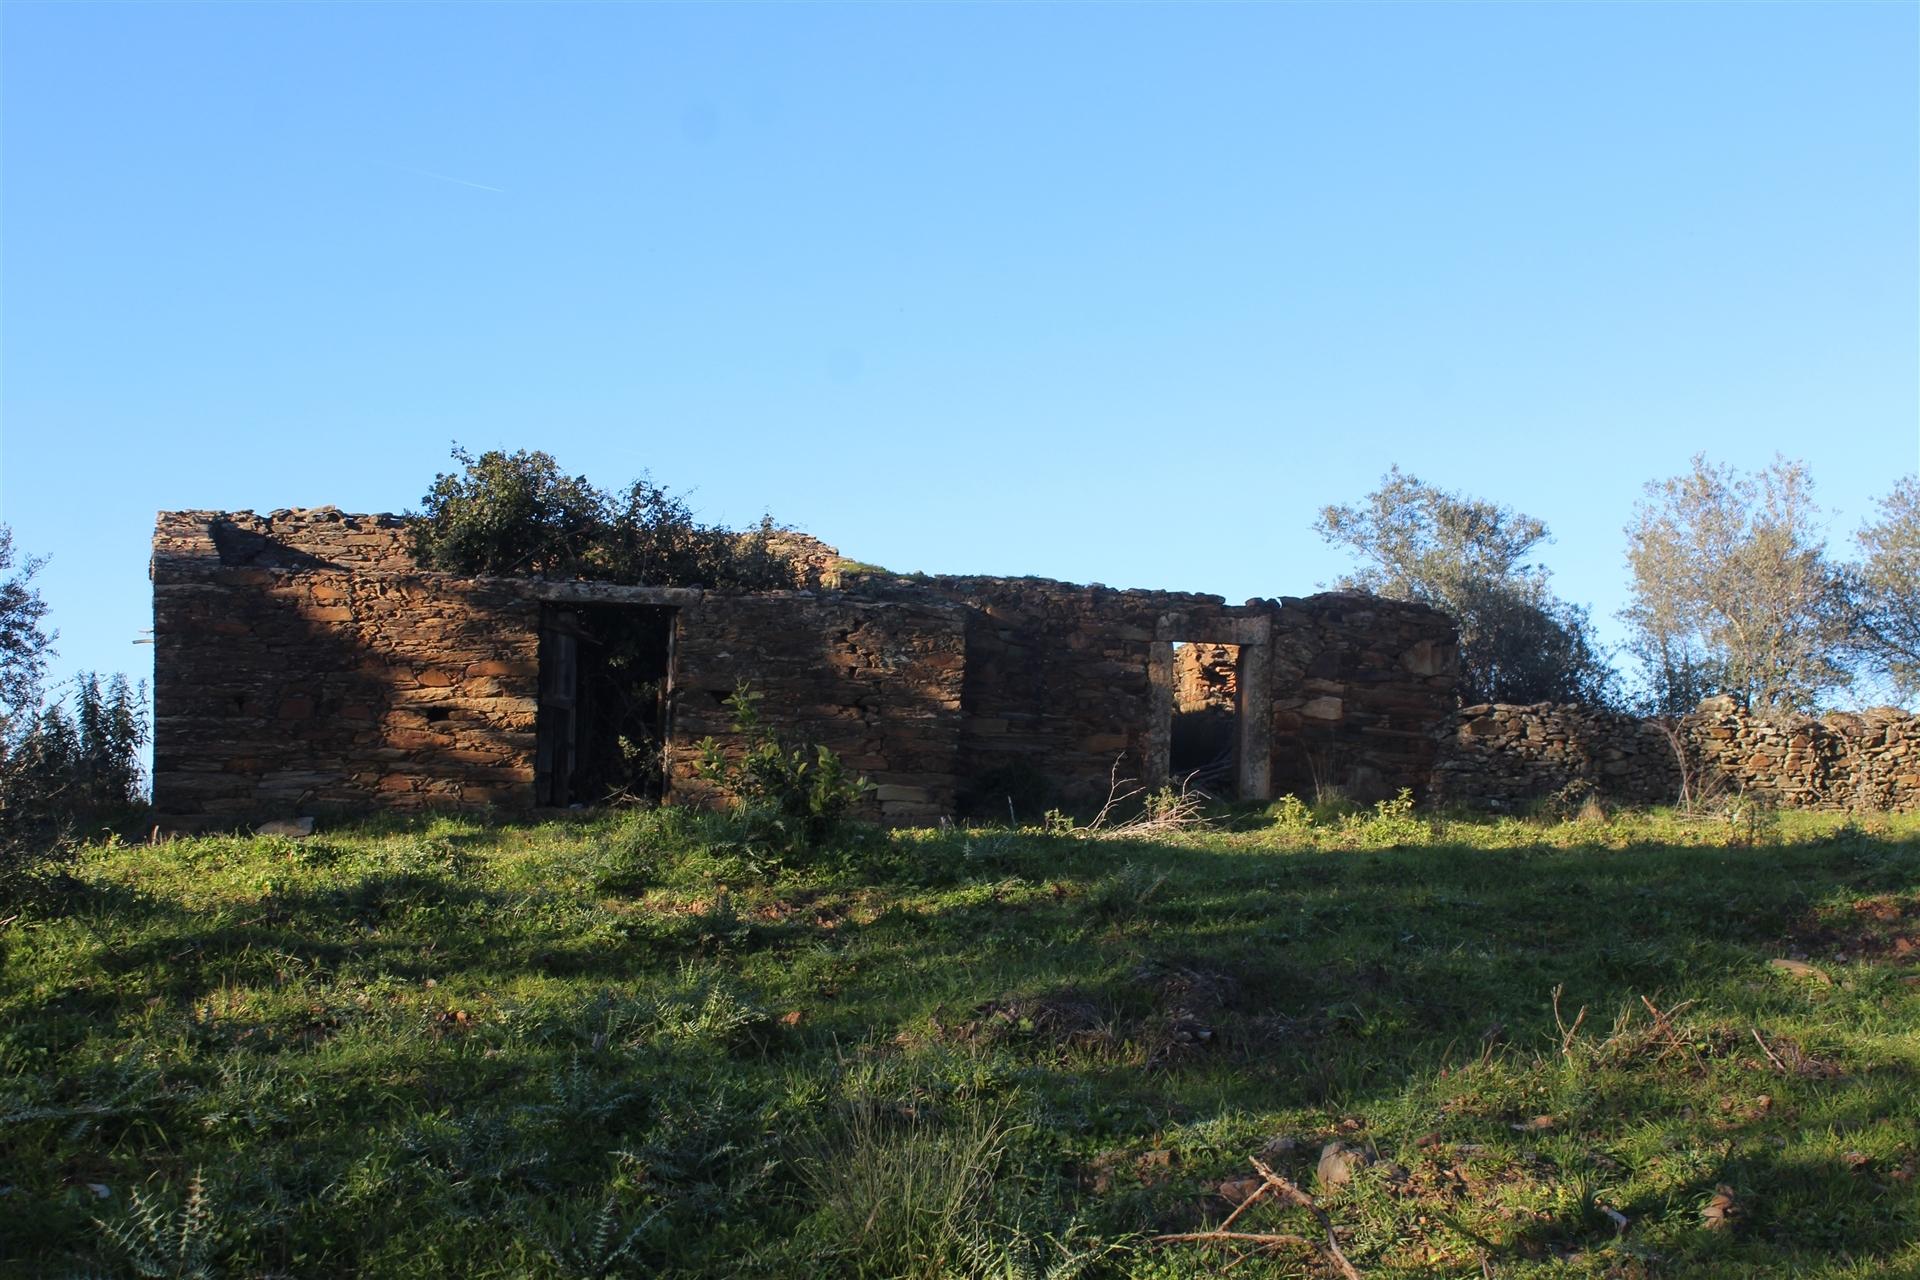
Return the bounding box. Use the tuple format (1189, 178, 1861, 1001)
(1, 525, 151, 885)
(406, 447, 610, 579)
(1624, 454, 1852, 714)
(596, 479, 791, 590)
(1315, 467, 1615, 707)
(3, 673, 150, 852)
(406, 447, 797, 590)
(0, 526, 52, 733)
(1852, 474, 1920, 705)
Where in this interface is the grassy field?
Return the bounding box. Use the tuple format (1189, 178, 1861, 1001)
(3, 800, 1917, 1277)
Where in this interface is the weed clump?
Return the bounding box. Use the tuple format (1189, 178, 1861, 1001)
(695, 682, 874, 865)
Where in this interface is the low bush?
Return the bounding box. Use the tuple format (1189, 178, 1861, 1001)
(694, 682, 874, 864)
(406, 446, 797, 590)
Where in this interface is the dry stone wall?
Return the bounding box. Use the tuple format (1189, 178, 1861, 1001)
(154, 511, 540, 820)
(903, 577, 1236, 811)
(665, 593, 968, 824)
(1435, 697, 1920, 812)
(153, 508, 1467, 825)
(757, 530, 847, 588)
(1174, 643, 1239, 715)
(1265, 594, 1459, 802)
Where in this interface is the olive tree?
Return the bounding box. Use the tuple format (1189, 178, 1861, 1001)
(1852, 475, 1920, 705)
(1623, 454, 1852, 714)
(1315, 468, 1615, 707)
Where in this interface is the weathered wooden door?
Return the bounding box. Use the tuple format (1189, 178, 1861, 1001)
(533, 609, 581, 807)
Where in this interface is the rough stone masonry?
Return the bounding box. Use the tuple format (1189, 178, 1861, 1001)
(151, 508, 1461, 825)
(1434, 696, 1919, 812)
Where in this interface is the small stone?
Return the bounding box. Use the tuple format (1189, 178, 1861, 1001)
(1217, 1176, 1264, 1204)
(1317, 1142, 1370, 1189)
(1768, 958, 1833, 985)
(1701, 1184, 1741, 1231)
(255, 816, 315, 838)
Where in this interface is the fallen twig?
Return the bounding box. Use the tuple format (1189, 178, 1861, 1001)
(1074, 754, 1214, 839)
(1250, 1157, 1364, 1280)
(1154, 1156, 1365, 1276)
(1751, 1027, 1790, 1074)
(1216, 1181, 1270, 1232)
(1150, 1231, 1313, 1249)
(1638, 994, 1699, 1059)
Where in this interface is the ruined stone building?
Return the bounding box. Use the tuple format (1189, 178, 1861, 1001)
(150, 509, 1461, 826)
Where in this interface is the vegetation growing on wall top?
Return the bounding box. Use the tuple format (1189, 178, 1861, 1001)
(406, 446, 799, 590)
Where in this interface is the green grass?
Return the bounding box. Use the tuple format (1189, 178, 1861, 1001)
(3, 803, 1917, 1277)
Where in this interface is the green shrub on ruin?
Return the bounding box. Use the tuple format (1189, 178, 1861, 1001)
(694, 681, 875, 861)
(406, 446, 798, 590)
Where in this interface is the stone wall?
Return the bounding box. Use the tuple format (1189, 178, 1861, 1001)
(904, 577, 1239, 811)
(153, 511, 540, 820)
(758, 530, 848, 589)
(862, 577, 1459, 812)
(1266, 594, 1459, 802)
(665, 593, 968, 824)
(1174, 643, 1238, 715)
(157, 507, 421, 573)
(152, 509, 1467, 825)
(1435, 697, 1920, 812)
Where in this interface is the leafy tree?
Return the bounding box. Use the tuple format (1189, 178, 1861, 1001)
(1624, 454, 1852, 715)
(407, 447, 798, 590)
(596, 479, 792, 591)
(0, 525, 52, 732)
(1315, 467, 1615, 706)
(0, 524, 151, 885)
(1852, 475, 1920, 705)
(67, 672, 150, 809)
(407, 447, 607, 578)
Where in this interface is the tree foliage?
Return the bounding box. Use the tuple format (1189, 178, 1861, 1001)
(0, 524, 150, 885)
(1624, 454, 1852, 715)
(1852, 474, 1920, 705)
(3, 674, 150, 870)
(1315, 467, 1615, 707)
(0, 526, 52, 732)
(406, 447, 798, 590)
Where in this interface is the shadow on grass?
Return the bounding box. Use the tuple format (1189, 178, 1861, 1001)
(10, 819, 1916, 1275)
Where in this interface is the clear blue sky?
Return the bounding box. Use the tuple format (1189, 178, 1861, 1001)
(3, 1, 1915, 705)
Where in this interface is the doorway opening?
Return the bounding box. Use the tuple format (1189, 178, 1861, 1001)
(1169, 641, 1241, 797)
(535, 604, 677, 807)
